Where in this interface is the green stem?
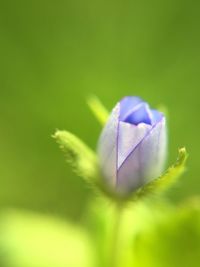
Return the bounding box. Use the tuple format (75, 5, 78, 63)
(109, 203, 124, 267)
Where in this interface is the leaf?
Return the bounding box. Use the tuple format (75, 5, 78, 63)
(87, 95, 109, 125)
(0, 209, 95, 267)
(134, 198, 200, 267)
(53, 130, 99, 184)
(133, 147, 188, 200)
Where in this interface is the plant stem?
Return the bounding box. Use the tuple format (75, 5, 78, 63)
(109, 203, 124, 267)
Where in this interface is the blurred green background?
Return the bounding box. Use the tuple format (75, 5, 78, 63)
(0, 0, 199, 221)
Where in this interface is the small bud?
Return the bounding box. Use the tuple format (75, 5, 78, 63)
(98, 96, 167, 196)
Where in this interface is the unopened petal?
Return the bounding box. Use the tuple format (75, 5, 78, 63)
(97, 103, 120, 187)
(150, 109, 163, 125)
(124, 103, 152, 125)
(119, 97, 143, 121)
(139, 117, 167, 182)
(117, 118, 167, 194)
(117, 122, 151, 168)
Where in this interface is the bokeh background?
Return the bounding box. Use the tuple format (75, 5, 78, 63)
(1, 0, 199, 218)
(0, 0, 200, 266)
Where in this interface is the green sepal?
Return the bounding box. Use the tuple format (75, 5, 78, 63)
(53, 130, 99, 185)
(53, 129, 188, 204)
(157, 104, 169, 118)
(87, 95, 109, 125)
(133, 147, 188, 201)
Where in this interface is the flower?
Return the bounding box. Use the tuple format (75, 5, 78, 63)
(97, 96, 167, 196)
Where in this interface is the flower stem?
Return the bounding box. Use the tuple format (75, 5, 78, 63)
(109, 202, 124, 267)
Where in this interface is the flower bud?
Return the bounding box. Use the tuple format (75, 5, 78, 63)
(98, 96, 167, 195)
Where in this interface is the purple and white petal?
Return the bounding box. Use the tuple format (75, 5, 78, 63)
(116, 118, 167, 194)
(97, 96, 167, 196)
(139, 117, 167, 182)
(117, 122, 151, 168)
(97, 103, 120, 187)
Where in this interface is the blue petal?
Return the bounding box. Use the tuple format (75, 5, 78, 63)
(124, 104, 152, 125)
(120, 96, 143, 120)
(150, 109, 163, 124)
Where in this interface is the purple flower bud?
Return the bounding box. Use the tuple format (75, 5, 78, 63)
(98, 96, 167, 195)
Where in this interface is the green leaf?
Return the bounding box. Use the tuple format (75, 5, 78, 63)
(0, 209, 95, 267)
(133, 147, 188, 200)
(87, 95, 109, 125)
(53, 130, 99, 184)
(134, 198, 200, 267)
